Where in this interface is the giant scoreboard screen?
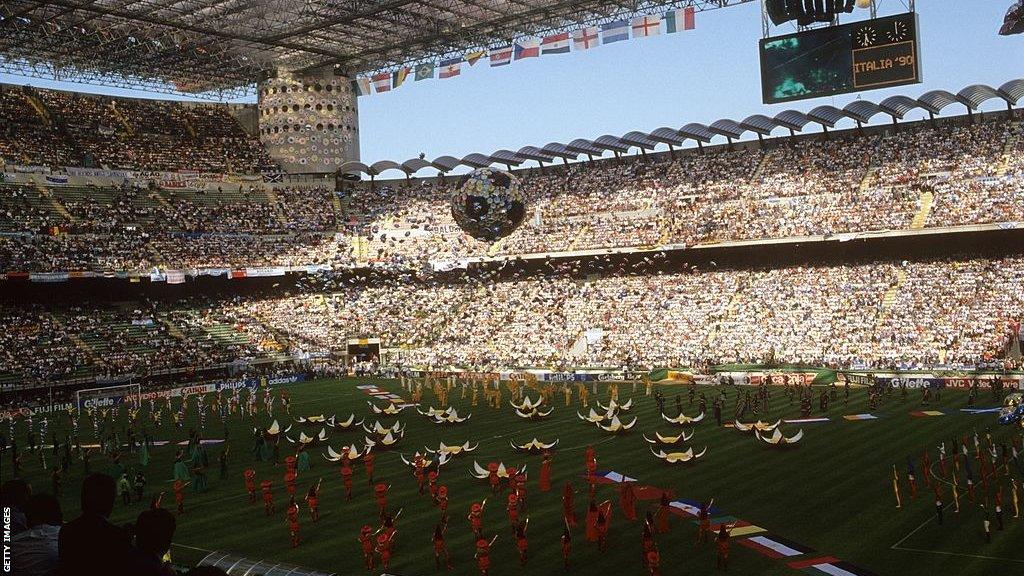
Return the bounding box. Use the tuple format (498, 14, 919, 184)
(759, 12, 921, 104)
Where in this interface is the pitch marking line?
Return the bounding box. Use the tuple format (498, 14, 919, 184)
(890, 503, 1024, 563)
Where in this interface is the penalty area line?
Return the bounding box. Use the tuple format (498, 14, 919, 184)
(890, 504, 1024, 563)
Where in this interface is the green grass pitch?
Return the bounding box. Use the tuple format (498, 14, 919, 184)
(4, 378, 1022, 575)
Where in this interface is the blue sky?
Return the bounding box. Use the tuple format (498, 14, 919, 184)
(3, 1, 1022, 164)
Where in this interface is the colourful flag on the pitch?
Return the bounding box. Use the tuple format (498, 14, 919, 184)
(601, 20, 629, 44)
(392, 67, 410, 89)
(464, 50, 487, 66)
(572, 27, 600, 51)
(540, 32, 570, 54)
(631, 15, 662, 38)
(514, 38, 540, 60)
(414, 62, 435, 81)
(665, 6, 696, 33)
(371, 72, 391, 93)
(439, 58, 462, 79)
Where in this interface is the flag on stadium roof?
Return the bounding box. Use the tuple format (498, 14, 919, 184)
(353, 77, 371, 96)
(632, 15, 661, 38)
(665, 6, 696, 33)
(514, 38, 541, 60)
(414, 62, 434, 81)
(465, 50, 487, 66)
(572, 27, 600, 51)
(392, 67, 410, 89)
(601, 20, 630, 44)
(439, 58, 462, 79)
(372, 72, 391, 93)
(541, 32, 571, 54)
(489, 45, 513, 66)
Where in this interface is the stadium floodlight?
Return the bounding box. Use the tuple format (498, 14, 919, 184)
(766, 0, 856, 26)
(1001, 1, 1024, 35)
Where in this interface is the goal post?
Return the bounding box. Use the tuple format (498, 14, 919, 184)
(75, 382, 142, 410)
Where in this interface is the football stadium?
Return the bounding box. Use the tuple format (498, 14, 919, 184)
(1, 1, 1023, 575)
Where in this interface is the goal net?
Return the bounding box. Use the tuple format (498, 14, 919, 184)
(75, 383, 142, 410)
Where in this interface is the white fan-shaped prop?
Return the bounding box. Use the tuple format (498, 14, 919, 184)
(399, 451, 434, 468)
(510, 396, 543, 411)
(650, 446, 707, 463)
(577, 408, 609, 423)
(365, 429, 403, 449)
(417, 406, 453, 418)
(426, 441, 478, 456)
(734, 419, 780, 434)
(511, 438, 559, 453)
(643, 430, 693, 445)
(332, 414, 363, 430)
(514, 407, 554, 420)
(662, 411, 704, 425)
(471, 461, 526, 480)
(369, 401, 407, 415)
(296, 414, 325, 424)
(323, 444, 366, 462)
(316, 427, 329, 442)
(597, 415, 637, 433)
(266, 420, 281, 435)
(431, 408, 470, 424)
(363, 420, 404, 436)
(757, 428, 804, 446)
(596, 398, 633, 413)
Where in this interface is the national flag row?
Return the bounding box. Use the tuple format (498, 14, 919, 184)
(352, 8, 696, 96)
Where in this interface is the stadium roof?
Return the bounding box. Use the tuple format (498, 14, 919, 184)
(338, 79, 1022, 177)
(0, 0, 752, 97)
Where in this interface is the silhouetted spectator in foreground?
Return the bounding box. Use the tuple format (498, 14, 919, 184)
(56, 473, 131, 576)
(12, 493, 63, 576)
(1, 478, 32, 535)
(127, 507, 177, 576)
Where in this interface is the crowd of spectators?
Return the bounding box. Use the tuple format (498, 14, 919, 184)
(2, 115, 1020, 274)
(2, 255, 1019, 390)
(1, 85, 274, 173)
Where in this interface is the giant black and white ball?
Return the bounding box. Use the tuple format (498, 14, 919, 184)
(450, 168, 526, 242)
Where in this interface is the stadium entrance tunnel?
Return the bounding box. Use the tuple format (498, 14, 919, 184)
(198, 551, 337, 576)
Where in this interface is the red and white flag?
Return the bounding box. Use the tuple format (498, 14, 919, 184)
(439, 58, 462, 79)
(489, 45, 513, 67)
(541, 32, 570, 54)
(572, 27, 600, 51)
(632, 15, 661, 38)
(372, 72, 391, 93)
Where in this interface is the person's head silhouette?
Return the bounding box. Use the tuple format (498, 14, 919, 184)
(26, 493, 63, 527)
(135, 508, 176, 558)
(81, 473, 116, 518)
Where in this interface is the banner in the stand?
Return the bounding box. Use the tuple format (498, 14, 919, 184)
(29, 272, 70, 283)
(244, 267, 288, 277)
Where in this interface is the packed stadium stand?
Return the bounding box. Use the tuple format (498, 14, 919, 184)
(2, 104, 1022, 274)
(1, 85, 1022, 401)
(0, 85, 275, 173)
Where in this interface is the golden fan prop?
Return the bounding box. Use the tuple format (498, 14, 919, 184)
(650, 446, 707, 463)
(470, 461, 527, 480)
(661, 411, 704, 425)
(322, 444, 369, 462)
(642, 430, 693, 445)
(755, 428, 804, 446)
(597, 415, 637, 433)
(733, 419, 781, 434)
(511, 438, 559, 453)
(368, 401, 408, 415)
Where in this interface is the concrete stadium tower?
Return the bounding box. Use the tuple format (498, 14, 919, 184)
(257, 67, 359, 174)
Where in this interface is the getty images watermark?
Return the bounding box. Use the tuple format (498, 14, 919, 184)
(3, 506, 11, 573)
